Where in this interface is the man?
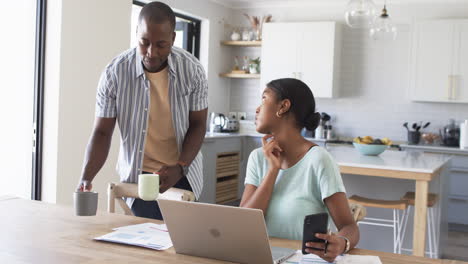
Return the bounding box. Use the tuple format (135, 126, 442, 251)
(76, 2, 208, 220)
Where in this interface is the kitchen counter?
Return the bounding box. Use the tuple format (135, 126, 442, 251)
(328, 145, 451, 175)
(326, 145, 451, 257)
(401, 144, 468, 155)
(204, 131, 327, 142)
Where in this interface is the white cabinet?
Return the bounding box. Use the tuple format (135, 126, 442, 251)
(410, 20, 468, 103)
(260, 22, 341, 98)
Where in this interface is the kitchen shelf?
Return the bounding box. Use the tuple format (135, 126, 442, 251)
(219, 73, 260, 79)
(221, 40, 261, 47)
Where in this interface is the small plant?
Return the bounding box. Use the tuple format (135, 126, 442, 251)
(249, 57, 261, 74)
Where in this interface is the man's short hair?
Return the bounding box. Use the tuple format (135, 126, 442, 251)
(138, 1, 176, 30)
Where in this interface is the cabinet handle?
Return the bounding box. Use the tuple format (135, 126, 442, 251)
(452, 75, 457, 100)
(447, 75, 452, 100)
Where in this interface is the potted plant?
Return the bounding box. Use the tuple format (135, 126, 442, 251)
(249, 57, 261, 74)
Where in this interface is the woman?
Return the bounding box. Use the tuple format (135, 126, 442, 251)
(240, 78, 359, 262)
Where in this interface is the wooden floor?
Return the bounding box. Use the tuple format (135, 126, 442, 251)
(444, 230, 468, 261)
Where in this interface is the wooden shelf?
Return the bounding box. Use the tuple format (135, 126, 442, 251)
(219, 73, 260, 79)
(221, 40, 262, 47)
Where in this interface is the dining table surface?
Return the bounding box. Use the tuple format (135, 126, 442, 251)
(1, 197, 466, 264)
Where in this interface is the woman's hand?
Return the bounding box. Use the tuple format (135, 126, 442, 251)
(304, 233, 346, 263)
(262, 134, 283, 170)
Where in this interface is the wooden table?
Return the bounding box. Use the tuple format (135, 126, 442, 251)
(327, 146, 451, 257)
(1, 198, 465, 264)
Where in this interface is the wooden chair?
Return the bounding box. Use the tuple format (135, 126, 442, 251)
(348, 195, 409, 254)
(107, 182, 196, 215)
(400, 191, 439, 258)
(349, 202, 367, 222)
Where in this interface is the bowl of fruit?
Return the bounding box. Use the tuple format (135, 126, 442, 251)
(353, 136, 392, 156)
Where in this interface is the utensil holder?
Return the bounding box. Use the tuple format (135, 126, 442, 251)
(408, 131, 421, 145)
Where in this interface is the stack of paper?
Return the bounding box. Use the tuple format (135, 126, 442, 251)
(284, 250, 382, 264)
(94, 223, 173, 250)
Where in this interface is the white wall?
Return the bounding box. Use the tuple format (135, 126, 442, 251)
(0, 0, 35, 198)
(42, 0, 235, 207)
(154, 0, 235, 114)
(229, 1, 468, 141)
(42, 0, 131, 207)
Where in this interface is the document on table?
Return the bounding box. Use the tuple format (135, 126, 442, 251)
(284, 250, 382, 264)
(94, 223, 173, 250)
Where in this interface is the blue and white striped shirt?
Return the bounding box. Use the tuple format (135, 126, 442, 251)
(95, 46, 208, 201)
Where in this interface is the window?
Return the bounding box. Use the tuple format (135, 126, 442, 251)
(0, 0, 45, 200)
(131, 1, 201, 58)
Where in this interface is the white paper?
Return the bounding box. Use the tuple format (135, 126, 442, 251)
(94, 222, 173, 250)
(284, 250, 381, 264)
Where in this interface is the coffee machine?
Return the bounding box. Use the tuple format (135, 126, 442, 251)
(440, 119, 460, 147)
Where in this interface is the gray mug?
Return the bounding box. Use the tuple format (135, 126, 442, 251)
(73, 191, 98, 216)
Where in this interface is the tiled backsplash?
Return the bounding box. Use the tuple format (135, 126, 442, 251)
(230, 25, 468, 141)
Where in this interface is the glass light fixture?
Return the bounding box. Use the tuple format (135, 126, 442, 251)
(345, 0, 377, 29)
(370, 2, 397, 40)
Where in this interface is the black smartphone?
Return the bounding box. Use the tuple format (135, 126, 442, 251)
(302, 213, 329, 254)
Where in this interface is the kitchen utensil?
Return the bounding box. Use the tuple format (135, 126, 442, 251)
(412, 123, 417, 131)
(408, 131, 421, 145)
(423, 122, 431, 129)
(321, 112, 331, 122)
(403, 122, 409, 131)
(209, 112, 227, 133)
(422, 133, 439, 144)
(223, 117, 239, 132)
(440, 119, 460, 147)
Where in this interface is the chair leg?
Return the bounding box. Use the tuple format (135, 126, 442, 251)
(397, 208, 407, 254)
(393, 209, 397, 254)
(433, 208, 439, 258)
(429, 208, 437, 258)
(427, 208, 433, 258)
(399, 206, 411, 254)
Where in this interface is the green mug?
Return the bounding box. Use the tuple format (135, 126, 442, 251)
(138, 174, 159, 201)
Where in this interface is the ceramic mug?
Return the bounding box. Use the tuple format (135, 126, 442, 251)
(138, 174, 159, 201)
(73, 191, 98, 216)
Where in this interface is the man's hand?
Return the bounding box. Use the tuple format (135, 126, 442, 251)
(157, 165, 183, 193)
(76, 179, 93, 192)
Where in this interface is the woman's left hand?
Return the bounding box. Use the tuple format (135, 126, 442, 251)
(304, 233, 346, 263)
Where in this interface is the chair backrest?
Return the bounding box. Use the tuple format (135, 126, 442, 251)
(349, 202, 367, 222)
(107, 182, 196, 215)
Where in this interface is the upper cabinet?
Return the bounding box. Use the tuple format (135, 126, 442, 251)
(410, 20, 468, 103)
(260, 22, 342, 98)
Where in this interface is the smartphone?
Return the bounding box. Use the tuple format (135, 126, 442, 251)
(302, 213, 329, 254)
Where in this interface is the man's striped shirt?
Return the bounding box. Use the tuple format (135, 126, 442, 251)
(95, 46, 208, 202)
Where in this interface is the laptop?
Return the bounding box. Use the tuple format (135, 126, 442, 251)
(158, 199, 296, 264)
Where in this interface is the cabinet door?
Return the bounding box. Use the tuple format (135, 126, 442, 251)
(260, 23, 298, 92)
(453, 21, 468, 102)
(411, 21, 455, 102)
(297, 22, 338, 98)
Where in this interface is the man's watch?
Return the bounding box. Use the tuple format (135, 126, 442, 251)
(177, 161, 189, 177)
(338, 235, 350, 254)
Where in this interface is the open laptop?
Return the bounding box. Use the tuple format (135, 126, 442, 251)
(158, 199, 296, 264)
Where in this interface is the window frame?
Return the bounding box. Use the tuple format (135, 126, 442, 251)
(32, 0, 47, 200)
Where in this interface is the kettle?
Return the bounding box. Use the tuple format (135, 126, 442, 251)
(209, 113, 227, 133)
(440, 119, 460, 147)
